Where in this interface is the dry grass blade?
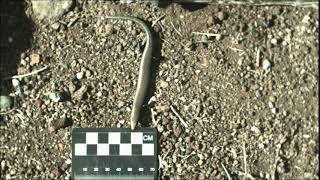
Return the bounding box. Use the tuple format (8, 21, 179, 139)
(2, 66, 48, 80)
(170, 105, 189, 128)
(221, 162, 232, 180)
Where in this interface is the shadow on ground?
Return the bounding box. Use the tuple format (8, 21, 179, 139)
(0, 0, 35, 95)
(159, 0, 208, 10)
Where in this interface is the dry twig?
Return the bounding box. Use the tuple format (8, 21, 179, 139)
(192, 32, 221, 37)
(170, 105, 189, 128)
(221, 162, 232, 180)
(152, 14, 165, 27)
(2, 66, 48, 80)
(256, 47, 261, 67)
(171, 21, 182, 36)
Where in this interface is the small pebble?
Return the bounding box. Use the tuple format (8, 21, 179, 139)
(216, 11, 226, 21)
(269, 95, 276, 102)
(118, 101, 125, 108)
(51, 22, 60, 31)
(73, 85, 88, 100)
(30, 53, 41, 66)
(20, 59, 27, 66)
(268, 102, 274, 108)
(1, 160, 5, 171)
(20, 53, 26, 59)
(198, 173, 206, 180)
(85, 70, 92, 78)
(173, 125, 182, 137)
(116, 44, 123, 52)
(12, 79, 20, 87)
(215, 34, 222, 41)
(105, 23, 114, 35)
(50, 168, 61, 178)
(76, 72, 84, 80)
(0, 96, 13, 112)
(96, 92, 102, 97)
(160, 81, 169, 88)
(262, 59, 271, 71)
(271, 38, 278, 45)
(198, 159, 204, 166)
(68, 83, 77, 94)
(10, 169, 16, 175)
(65, 159, 72, 164)
(155, 104, 170, 113)
(49, 91, 64, 102)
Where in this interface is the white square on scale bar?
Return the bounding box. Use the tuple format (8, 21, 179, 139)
(75, 144, 87, 156)
(108, 132, 121, 144)
(97, 144, 109, 155)
(86, 132, 98, 144)
(119, 144, 132, 155)
(131, 132, 143, 144)
(142, 144, 154, 156)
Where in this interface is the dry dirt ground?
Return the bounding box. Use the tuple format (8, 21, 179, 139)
(0, 0, 319, 179)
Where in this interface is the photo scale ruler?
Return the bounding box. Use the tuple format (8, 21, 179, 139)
(72, 128, 158, 180)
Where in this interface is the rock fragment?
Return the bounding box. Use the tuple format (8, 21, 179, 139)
(12, 79, 20, 87)
(49, 90, 64, 102)
(31, 0, 74, 20)
(30, 53, 41, 66)
(72, 85, 88, 100)
(262, 59, 271, 71)
(0, 96, 13, 112)
(105, 24, 114, 35)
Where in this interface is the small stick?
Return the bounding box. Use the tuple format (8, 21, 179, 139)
(152, 14, 165, 27)
(192, 32, 221, 37)
(182, 151, 196, 160)
(194, 40, 213, 44)
(171, 21, 182, 37)
(170, 105, 188, 128)
(221, 162, 232, 180)
(256, 47, 261, 67)
(229, 47, 244, 52)
(151, 108, 160, 127)
(158, 155, 164, 169)
(243, 142, 248, 180)
(3, 66, 48, 80)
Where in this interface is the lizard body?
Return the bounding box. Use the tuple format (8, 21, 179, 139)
(105, 16, 153, 130)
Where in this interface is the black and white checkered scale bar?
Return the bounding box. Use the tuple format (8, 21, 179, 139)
(72, 128, 158, 180)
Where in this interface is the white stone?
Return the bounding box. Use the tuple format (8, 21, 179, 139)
(76, 72, 84, 80)
(262, 59, 271, 71)
(270, 38, 278, 45)
(12, 79, 20, 87)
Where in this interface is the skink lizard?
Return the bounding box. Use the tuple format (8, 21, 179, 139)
(105, 16, 153, 130)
